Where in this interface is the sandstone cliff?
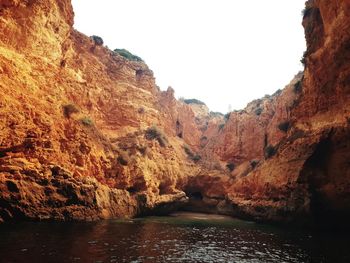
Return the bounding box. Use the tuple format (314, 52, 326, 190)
(0, 0, 221, 222)
(217, 0, 350, 226)
(0, 0, 349, 227)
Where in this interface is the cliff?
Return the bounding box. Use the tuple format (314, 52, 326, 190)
(217, 0, 350, 226)
(0, 0, 350, 226)
(0, 0, 214, 221)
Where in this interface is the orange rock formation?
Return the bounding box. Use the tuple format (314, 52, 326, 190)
(0, 0, 207, 221)
(0, 0, 349, 226)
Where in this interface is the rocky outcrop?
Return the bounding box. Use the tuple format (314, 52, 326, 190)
(205, 74, 302, 168)
(216, 0, 350, 226)
(0, 162, 138, 221)
(167, 0, 350, 226)
(0, 0, 212, 221)
(1, 0, 350, 227)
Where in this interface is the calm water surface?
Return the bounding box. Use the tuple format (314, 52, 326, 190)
(0, 212, 349, 263)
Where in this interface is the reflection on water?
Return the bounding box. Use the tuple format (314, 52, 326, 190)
(0, 212, 349, 263)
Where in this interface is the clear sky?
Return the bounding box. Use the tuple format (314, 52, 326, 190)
(72, 0, 306, 113)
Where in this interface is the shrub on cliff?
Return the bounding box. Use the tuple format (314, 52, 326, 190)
(272, 89, 282, 97)
(184, 145, 193, 156)
(255, 107, 263, 116)
(294, 80, 303, 93)
(91, 35, 104, 46)
(210, 111, 224, 117)
(137, 146, 150, 156)
(63, 104, 79, 118)
(302, 2, 313, 17)
(278, 121, 290, 133)
(192, 155, 202, 162)
(117, 153, 130, 166)
(184, 145, 201, 163)
(183, 99, 206, 106)
(145, 126, 168, 147)
(80, 117, 93, 126)
(114, 48, 143, 62)
(300, 51, 308, 67)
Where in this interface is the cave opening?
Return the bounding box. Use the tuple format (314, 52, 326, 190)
(301, 137, 332, 224)
(187, 191, 203, 200)
(159, 183, 171, 195)
(126, 181, 148, 194)
(126, 187, 138, 194)
(180, 189, 212, 213)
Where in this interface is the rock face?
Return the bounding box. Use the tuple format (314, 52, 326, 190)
(215, 0, 350, 226)
(0, 0, 210, 221)
(1, 0, 350, 226)
(206, 74, 302, 167)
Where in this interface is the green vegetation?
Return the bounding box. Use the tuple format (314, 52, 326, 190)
(91, 35, 104, 46)
(184, 145, 193, 156)
(255, 107, 263, 116)
(278, 121, 290, 133)
(224, 112, 231, 121)
(218, 123, 225, 131)
(117, 156, 128, 166)
(226, 162, 235, 172)
(80, 117, 93, 126)
(300, 51, 307, 66)
(210, 111, 224, 117)
(183, 99, 206, 106)
(294, 80, 303, 93)
(272, 89, 282, 97)
(302, 3, 313, 17)
(114, 48, 143, 62)
(192, 155, 202, 162)
(63, 104, 79, 118)
(184, 145, 201, 163)
(117, 152, 130, 166)
(145, 126, 168, 147)
(137, 146, 149, 156)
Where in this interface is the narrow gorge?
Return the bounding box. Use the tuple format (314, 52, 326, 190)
(1, 0, 350, 230)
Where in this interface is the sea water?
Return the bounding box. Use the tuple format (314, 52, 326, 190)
(0, 212, 349, 263)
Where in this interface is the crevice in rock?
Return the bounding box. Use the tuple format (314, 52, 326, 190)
(135, 69, 143, 81)
(176, 120, 183, 138)
(187, 191, 203, 200)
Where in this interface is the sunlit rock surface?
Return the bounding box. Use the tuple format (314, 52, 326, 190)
(1, 0, 350, 226)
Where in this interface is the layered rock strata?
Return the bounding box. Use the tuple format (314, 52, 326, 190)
(1, 0, 350, 226)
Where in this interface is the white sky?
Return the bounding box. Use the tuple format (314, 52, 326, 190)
(72, 0, 306, 113)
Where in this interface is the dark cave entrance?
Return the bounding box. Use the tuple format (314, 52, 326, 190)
(300, 134, 350, 228)
(301, 137, 332, 224)
(187, 191, 203, 200)
(181, 189, 218, 214)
